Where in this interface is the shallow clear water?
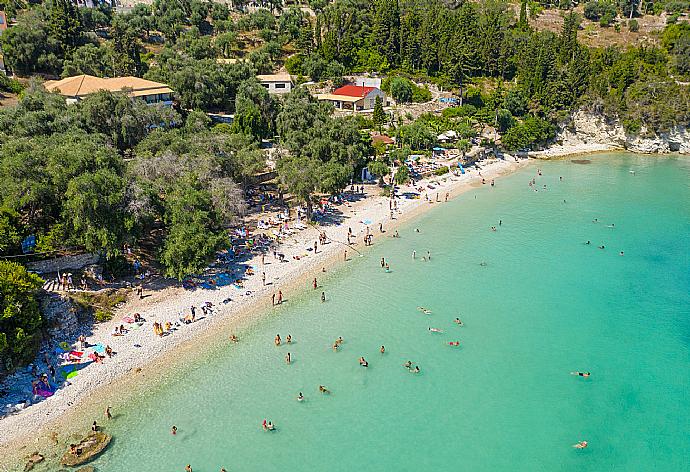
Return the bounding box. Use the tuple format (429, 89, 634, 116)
(92, 153, 690, 471)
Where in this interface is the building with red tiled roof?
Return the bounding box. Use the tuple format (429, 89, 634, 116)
(317, 83, 387, 112)
(332, 84, 375, 97)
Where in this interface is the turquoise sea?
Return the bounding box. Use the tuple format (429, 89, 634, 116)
(89, 153, 690, 471)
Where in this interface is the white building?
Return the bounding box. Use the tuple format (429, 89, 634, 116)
(257, 74, 294, 94)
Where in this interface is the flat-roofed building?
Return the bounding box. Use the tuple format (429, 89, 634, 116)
(44, 75, 174, 106)
(257, 74, 294, 94)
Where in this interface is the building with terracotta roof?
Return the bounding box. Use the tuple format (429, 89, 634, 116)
(316, 83, 386, 111)
(44, 75, 174, 106)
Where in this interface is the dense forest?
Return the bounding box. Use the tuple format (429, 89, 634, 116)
(0, 0, 687, 269)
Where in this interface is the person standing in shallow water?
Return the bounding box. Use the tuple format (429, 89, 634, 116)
(321, 291, 326, 302)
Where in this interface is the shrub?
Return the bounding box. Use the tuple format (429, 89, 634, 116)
(94, 310, 113, 322)
(442, 104, 477, 118)
(628, 19, 639, 32)
(622, 118, 641, 134)
(411, 84, 432, 102)
(464, 87, 483, 107)
(433, 166, 449, 176)
(600, 12, 615, 27)
(584, 0, 618, 22)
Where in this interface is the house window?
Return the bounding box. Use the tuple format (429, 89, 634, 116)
(275, 83, 286, 89)
(261, 84, 269, 88)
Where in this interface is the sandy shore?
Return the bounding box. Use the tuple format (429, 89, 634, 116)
(0, 156, 529, 471)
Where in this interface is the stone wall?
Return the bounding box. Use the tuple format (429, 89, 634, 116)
(26, 253, 99, 275)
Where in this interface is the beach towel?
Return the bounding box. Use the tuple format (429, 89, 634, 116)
(34, 388, 54, 398)
(123, 316, 135, 323)
(60, 365, 79, 379)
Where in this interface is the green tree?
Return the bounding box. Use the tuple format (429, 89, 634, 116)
(0, 261, 44, 371)
(48, 0, 83, 54)
(62, 43, 111, 78)
(368, 159, 390, 185)
(389, 77, 413, 103)
(160, 177, 229, 280)
(372, 95, 386, 131)
(231, 79, 276, 140)
(62, 168, 130, 257)
(393, 164, 410, 184)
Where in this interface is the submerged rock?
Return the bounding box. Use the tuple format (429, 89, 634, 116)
(23, 452, 44, 471)
(60, 432, 111, 467)
(76, 466, 96, 472)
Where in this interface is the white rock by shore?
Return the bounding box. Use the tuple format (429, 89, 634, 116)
(533, 110, 690, 159)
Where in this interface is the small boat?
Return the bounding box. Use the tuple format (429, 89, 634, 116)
(60, 432, 111, 466)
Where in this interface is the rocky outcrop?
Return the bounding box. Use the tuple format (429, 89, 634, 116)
(555, 111, 690, 155)
(60, 432, 111, 467)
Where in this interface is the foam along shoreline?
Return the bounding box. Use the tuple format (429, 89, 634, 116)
(0, 156, 528, 471)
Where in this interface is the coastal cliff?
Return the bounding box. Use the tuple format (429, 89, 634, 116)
(532, 111, 690, 158)
(566, 111, 689, 154)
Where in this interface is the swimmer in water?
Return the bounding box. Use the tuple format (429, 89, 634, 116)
(598, 245, 605, 249)
(385, 263, 390, 272)
(428, 327, 443, 333)
(571, 371, 591, 377)
(171, 425, 177, 435)
(572, 440, 588, 449)
(479, 261, 487, 267)
(275, 334, 281, 346)
(592, 218, 598, 223)
(297, 392, 304, 402)
(619, 251, 624, 256)
(285, 352, 291, 364)
(585, 241, 591, 245)
(449, 341, 460, 346)
(412, 366, 420, 373)
(607, 224, 615, 228)
(359, 357, 368, 367)
(403, 361, 413, 369)
(454, 318, 464, 326)
(417, 306, 432, 314)
(380, 345, 385, 354)
(319, 385, 329, 394)
(267, 422, 275, 431)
